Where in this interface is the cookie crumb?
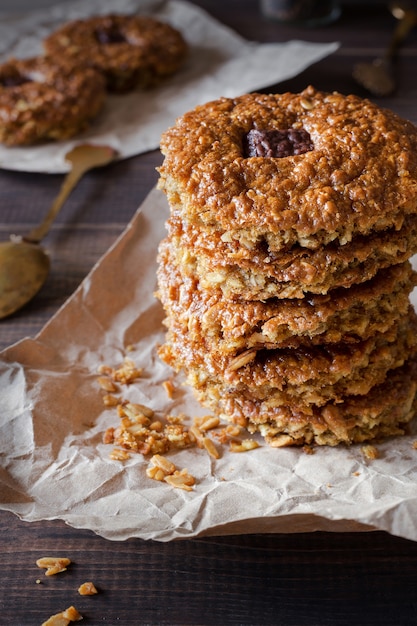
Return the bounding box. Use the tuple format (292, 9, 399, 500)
(36, 557, 71, 576)
(361, 444, 379, 460)
(78, 581, 98, 596)
(41, 605, 82, 625)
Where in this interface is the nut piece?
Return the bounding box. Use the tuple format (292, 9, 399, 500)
(164, 469, 196, 491)
(41, 605, 82, 625)
(226, 349, 257, 372)
(146, 465, 167, 481)
(162, 379, 176, 398)
(36, 557, 71, 576)
(78, 581, 98, 596)
(300, 97, 315, 110)
(62, 607, 82, 621)
(103, 393, 120, 407)
(112, 357, 143, 384)
(195, 415, 220, 432)
(150, 454, 176, 475)
(203, 436, 220, 459)
(147, 455, 196, 491)
(103, 427, 115, 444)
(189, 425, 204, 448)
(97, 376, 119, 393)
(123, 401, 154, 419)
(268, 434, 296, 448)
(109, 448, 131, 461)
(41, 614, 70, 626)
(229, 439, 260, 453)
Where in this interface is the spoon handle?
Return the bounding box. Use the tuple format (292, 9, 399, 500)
(386, 9, 417, 61)
(24, 166, 88, 244)
(24, 144, 117, 244)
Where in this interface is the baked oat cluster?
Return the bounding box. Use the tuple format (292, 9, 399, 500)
(0, 14, 187, 145)
(156, 86, 417, 447)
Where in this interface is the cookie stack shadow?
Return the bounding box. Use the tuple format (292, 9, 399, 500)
(156, 87, 417, 447)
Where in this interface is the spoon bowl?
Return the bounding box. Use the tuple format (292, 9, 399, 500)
(0, 143, 117, 319)
(0, 241, 50, 319)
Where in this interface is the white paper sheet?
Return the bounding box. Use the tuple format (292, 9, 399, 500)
(0, 0, 338, 172)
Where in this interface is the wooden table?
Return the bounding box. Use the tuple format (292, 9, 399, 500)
(1, 2, 417, 624)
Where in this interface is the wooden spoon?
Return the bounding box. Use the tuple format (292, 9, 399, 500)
(0, 143, 118, 319)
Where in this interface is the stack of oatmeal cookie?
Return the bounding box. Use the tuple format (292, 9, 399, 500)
(156, 86, 417, 446)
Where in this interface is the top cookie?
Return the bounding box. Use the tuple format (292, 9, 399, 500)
(43, 14, 188, 93)
(158, 86, 417, 252)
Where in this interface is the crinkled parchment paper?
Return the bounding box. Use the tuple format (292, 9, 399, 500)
(0, 0, 338, 172)
(1, 188, 417, 542)
(2, 0, 416, 543)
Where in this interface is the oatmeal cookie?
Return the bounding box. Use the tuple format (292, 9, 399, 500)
(158, 86, 417, 251)
(157, 240, 416, 353)
(164, 213, 417, 300)
(159, 308, 417, 408)
(159, 338, 417, 446)
(218, 358, 417, 447)
(43, 14, 188, 93)
(0, 56, 105, 146)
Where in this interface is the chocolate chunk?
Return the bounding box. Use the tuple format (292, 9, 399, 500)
(245, 128, 314, 158)
(95, 28, 126, 44)
(1, 74, 31, 88)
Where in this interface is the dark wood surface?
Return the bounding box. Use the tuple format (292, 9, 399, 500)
(1, 2, 417, 624)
